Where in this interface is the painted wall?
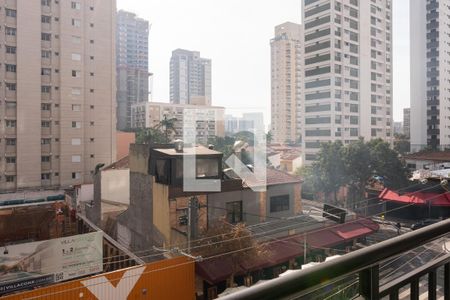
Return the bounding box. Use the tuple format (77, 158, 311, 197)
(116, 131, 136, 160)
(101, 169, 130, 205)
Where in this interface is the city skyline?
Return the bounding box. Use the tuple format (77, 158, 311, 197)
(117, 0, 410, 123)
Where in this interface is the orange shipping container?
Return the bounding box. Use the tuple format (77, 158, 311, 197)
(3, 257, 195, 300)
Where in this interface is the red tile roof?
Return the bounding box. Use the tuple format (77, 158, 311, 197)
(266, 168, 302, 186)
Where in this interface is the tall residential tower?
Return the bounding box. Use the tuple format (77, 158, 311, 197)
(301, 0, 393, 162)
(270, 22, 303, 144)
(116, 10, 149, 130)
(410, 0, 450, 151)
(170, 49, 211, 106)
(0, 0, 116, 191)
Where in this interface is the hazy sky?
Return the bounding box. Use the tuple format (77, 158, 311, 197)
(117, 0, 410, 123)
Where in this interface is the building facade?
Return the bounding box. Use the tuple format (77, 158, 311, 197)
(116, 10, 149, 130)
(301, 0, 393, 162)
(270, 22, 303, 144)
(170, 49, 211, 106)
(410, 1, 450, 151)
(403, 107, 410, 138)
(131, 101, 225, 144)
(0, 0, 116, 192)
(225, 113, 265, 135)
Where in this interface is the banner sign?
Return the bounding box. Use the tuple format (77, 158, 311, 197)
(2, 257, 195, 300)
(0, 232, 103, 295)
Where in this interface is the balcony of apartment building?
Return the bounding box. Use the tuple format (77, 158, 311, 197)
(223, 219, 450, 300)
(5, 102, 16, 118)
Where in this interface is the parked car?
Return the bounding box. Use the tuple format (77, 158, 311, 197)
(410, 219, 440, 230)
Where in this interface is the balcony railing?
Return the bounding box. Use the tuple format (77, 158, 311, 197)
(221, 219, 450, 300)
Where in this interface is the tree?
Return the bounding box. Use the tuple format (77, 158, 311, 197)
(266, 131, 273, 144)
(135, 127, 166, 144)
(155, 114, 178, 143)
(313, 141, 347, 204)
(393, 133, 410, 155)
(295, 166, 318, 200)
(192, 220, 267, 287)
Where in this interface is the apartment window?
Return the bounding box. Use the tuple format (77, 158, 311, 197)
(41, 0, 50, 6)
(72, 70, 81, 77)
(41, 138, 51, 145)
(90, 89, 94, 93)
(5, 9, 17, 17)
(5, 64, 16, 73)
(6, 138, 16, 145)
(90, 138, 95, 142)
(72, 155, 81, 163)
(71, 138, 81, 145)
(41, 121, 51, 128)
(71, 1, 81, 9)
(71, 53, 81, 61)
(42, 50, 51, 58)
(226, 201, 243, 224)
(72, 19, 81, 28)
(55, 138, 59, 142)
(90, 105, 94, 109)
(72, 121, 81, 128)
(41, 173, 51, 180)
(72, 87, 81, 95)
(5, 176, 15, 183)
(41, 68, 51, 76)
(72, 172, 81, 180)
(41, 15, 51, 23)
(72, 36, 81, 44)
(5, 46, 16, 54)
(54, 173, 59, 177)
(54, 121, 59, 125)
(41, 33, 51, 41)
(41, 156, 50, 162)
(5, 27, 16, 36)
(6, 157, 16, 164)
(270, 195, 290, 213)
(72, 104, 81, 111)
(41, 86, 51, 93)
(6, 120, 16, 128)
(5, 102, 16, 109)
(6, 83, 16, 91)
(90, 121, 95, 126)
(90, 154, 95, 158)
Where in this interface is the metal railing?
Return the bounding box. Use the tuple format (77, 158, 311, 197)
(220, 218, 450, 300)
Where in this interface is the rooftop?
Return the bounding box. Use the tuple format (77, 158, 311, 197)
(404, 151, 450, 162)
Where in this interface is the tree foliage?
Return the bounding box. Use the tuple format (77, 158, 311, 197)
(303, 138, 410, 208)
(193, 220, 267, 285)
(155, 114, 178, 143)
(393, 133, 410, 155)
(135, 127, 166, 144)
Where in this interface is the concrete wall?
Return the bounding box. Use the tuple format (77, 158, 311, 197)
(76, 184, 94, 203)
(101, 169, 129, 205)
(207, 184, 301, 226)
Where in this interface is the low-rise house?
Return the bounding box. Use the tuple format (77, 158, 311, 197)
(404, 151, 450, 171)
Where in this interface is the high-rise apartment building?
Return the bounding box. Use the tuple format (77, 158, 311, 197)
(0, 0, 116, 191)
(301, 0, 393, 162)
(170, 49, 211, 106)
(270, 22, 303, 144)
(410, 1, 450, 151)
(403, 108, 410, 138)
(116, 10, 149, 130)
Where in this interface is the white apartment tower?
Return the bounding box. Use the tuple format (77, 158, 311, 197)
(170, 49, 212, 106)
(271, 22, 303, 144)
(301, 0, 393, 162)
(0, 0, 116, 191)
(410, 0, 450, 151)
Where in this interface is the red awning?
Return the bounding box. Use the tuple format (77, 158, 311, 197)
(306, 229, 343, 248)
(266, 240, 303, 265)
(196, 256, 244, 284)
(331, 222, 372, 240)
(379, 188, 450, 206)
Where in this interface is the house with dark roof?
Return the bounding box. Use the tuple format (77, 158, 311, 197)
(404, 151, 450, 171)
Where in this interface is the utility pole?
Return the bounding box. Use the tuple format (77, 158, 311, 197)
(187, 196, 199, 254)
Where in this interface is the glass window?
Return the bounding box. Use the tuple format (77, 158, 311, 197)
(270, 195, 290, 213)
(226, 201, 243, 224)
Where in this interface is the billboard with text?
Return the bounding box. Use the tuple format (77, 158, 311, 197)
(0, 232, 103, 295)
